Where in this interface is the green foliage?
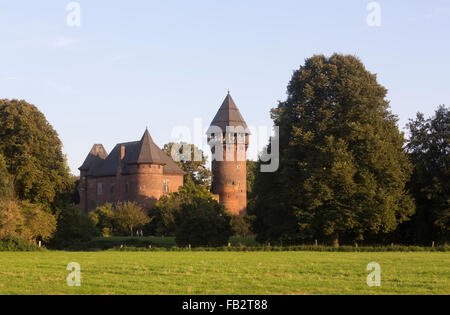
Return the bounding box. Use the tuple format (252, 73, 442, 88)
(20, 201, 57, 242)
(0, 154, 14, 201)
(253, 54, 415, 245)
(0, 236, 42, 252)
(113, 202, 151, 236)
(51, 204, 97, 249)
(162, 142, 212, 188)
(230, 215, 253, 237)
(0, 199, 56, 244)
(89, 203, 115, 237)
(151, 181, 232, 247)
(404, 106, 449, 244)
(150, 181, 216, 236)
(0, 99, 72, 207)
(0, 200, 24, 239)
(174, 199, 232, 247)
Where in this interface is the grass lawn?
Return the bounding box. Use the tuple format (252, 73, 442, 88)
(0, 251, 448, 295)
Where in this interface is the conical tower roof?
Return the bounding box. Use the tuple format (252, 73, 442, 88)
(208, 92, 249, 134)
(132, 129, 166, 165)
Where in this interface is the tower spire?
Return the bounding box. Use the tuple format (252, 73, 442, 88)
(206, 93, 249, 216)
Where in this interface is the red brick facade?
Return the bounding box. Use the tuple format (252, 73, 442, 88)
(79, 93, 249, 216)
(79, 130, 184, 213)
(208, 93, 250, 216)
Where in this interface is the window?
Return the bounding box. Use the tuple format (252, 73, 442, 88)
(125, 182, 129, 193)
(163, 180, 170, 194)
(97, 183, 103, 196)
(110, 183, 115, 194)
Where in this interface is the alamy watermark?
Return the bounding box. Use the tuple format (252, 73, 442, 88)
(66, 2, 81, 27)
(67, 262, 81, 287)
(169, 119, 279, 173)
(367, 2, 381, 27)
(366, 262, 381, 287)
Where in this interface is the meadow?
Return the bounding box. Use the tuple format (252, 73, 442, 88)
(0, 251, 448, 295)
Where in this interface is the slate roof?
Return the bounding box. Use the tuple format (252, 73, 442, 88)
(79, 129, 185, 177)
(208, 92, 250, 134)
(79, 144, 108, 176)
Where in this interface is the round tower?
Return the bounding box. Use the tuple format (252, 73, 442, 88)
(207, 92, 250, 216)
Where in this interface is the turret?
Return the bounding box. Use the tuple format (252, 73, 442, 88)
(207, 92, 250, 216)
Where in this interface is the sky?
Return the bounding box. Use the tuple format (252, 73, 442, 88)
(0, 0, 449, 174)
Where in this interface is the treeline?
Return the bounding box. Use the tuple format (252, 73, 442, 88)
(0, 54, 448, 250)
(247, 54, 449, 247)
(0, 99, 83, 250)
(0, 100, 241, 249)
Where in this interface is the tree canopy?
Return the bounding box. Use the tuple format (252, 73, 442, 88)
(404, 105, 449, 244)
(253, 54, 415, 246)
(163, 142, 212, 188)
(0, 99, 72, 207)
(149, 181, 216, 236)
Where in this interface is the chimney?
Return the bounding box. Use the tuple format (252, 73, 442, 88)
(120, 145, 126, 161)
(117, 145, 126, 177)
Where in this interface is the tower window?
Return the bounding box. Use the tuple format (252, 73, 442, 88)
(97, 183, 103, 196)
(110, 183, 115, 194)
(163, 180, 170, 194)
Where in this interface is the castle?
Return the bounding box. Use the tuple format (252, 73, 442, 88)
(79, 93, 249, 216)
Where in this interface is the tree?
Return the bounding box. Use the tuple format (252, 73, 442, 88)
(0, 99, 72, 207)
(175, 199, 232, 247)
(113, 202, 151, 236)
(253, 54, 415, 246)
(20, 201, 57, 242)
(163, 142, 212, 188)
(0, 154, 13, 201)
(404, 106, 449, 244)
(51, 204, 97, 248)
(0, 200, 24, 239)
(230, 215, 252, 238)
(150, 181, 216, 236)
(0, 199, 56, 243)
(89, 203, 115, 237)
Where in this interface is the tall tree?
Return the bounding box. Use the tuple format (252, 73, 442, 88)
(0, 154, 13, 201)
(113, 202, 151, 236)
(253, 54, 415, 246)
(0, 99, 72, 207)
(163, 142, 212, 189)
(405, 106, 449, 244)
(149, 181, 216, 236)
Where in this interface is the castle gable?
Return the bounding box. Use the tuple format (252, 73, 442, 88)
(79, 144, 108, 176)
(80, 130, 184, 177)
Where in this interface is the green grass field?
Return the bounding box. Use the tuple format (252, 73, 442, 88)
(0, 251, 448, 295)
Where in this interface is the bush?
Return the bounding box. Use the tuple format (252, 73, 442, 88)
(89, 203, 115, 237)
(150, 181, 216, 236)
(50, 204, 97, 249)
(230, 215, 252, 237)
(0, 200, 23, 239)
(175, 200, 232, 247)
(0, 154, 13, 201)
(20, 201, 57, 242)
(113, 202, 151, 236)
(0, 236, 42, 252)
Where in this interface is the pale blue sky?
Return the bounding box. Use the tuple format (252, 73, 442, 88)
(0, 0, 449, 174)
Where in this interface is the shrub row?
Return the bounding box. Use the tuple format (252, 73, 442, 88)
(0, 237, 45, 252)
(107, 245, 449, 253)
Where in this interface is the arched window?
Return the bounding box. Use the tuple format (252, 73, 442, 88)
(163, 180, 170, 194)
(97, 183, 103, 196)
